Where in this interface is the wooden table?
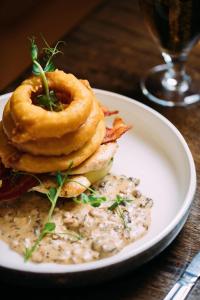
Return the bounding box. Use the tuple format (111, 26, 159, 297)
(1, 0, 200, 298)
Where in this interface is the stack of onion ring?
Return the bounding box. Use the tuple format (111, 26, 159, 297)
(1, 70, 106, 173)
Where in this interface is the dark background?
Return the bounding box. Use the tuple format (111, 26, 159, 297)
(0, 0, 103, 91)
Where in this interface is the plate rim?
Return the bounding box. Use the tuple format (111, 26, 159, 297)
(0, 89, 196, 274)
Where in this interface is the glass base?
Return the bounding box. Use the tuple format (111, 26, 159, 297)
(140, 64, 200, 107)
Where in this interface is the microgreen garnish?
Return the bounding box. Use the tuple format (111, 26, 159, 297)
(37, 91, 57, 111)
(74, 192, 107, 208)
(108, 195, 132, 211)
(30, 37, 63, 111)
(46, 169, 72, 222)
(72, 183, 106, 207)
(73, 185, 131, 228)
(43, 39, 63, 72)
(24, 222, 55, 261)
(108, 195, 132, 229)
(24, 163, 73, 261)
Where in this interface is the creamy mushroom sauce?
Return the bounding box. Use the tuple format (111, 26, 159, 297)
(0, 174, 153, 264)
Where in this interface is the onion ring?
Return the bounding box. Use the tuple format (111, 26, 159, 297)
(9, 70, 93, 142)
(0, 120, 105, 173)
(3, 99, 103, 156)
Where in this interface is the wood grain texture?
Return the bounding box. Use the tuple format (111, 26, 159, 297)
(0, 0, 103, 90)
(1, 0, 200, 298)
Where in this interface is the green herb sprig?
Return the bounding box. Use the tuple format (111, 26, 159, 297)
(108, 195, 132, 229)
(108, 195, 132, 211)
(74, 192, 107, 207)
(24, 222, 55, 261)
(46, 169, 71, 222)
(30, 37, 63, 111)
(24, 163, 72, 261)
(73, 183, 106, 208)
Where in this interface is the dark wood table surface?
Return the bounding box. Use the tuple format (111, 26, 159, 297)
(1, 0, 200, 297)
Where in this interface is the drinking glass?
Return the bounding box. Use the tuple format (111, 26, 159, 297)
(139, 0, 200, 107)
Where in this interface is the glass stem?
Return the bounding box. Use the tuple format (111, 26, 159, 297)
(161, 52, 190, 93)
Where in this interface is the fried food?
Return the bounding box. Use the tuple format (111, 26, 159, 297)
(0, 69, 131, 202)
(9, 71, 93, 142)
(70, 143, 118, 175)
(1, 71, 106, 174)
(31, 175, 91, 198)
(0, 120, 105, 173)
(3, 98, 103, 156)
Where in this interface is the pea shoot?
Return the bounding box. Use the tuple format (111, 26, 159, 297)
(73, 184, 106, 208)
(30, 37, 63, 111)
(108, 195, 133, 229)
(24, 163, 73, 261)
(24, 222, 55, 261)
(74, 192, 107, 208)
(108, 195, 132, 211)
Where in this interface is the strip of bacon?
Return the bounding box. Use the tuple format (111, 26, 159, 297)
(0, 163, 38, 202)
(101, 105, 119, 117)
(102, 117, 132, 144)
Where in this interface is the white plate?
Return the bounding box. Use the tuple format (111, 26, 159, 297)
(0, 90, 196, 285)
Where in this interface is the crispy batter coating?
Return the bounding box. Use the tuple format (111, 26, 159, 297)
(3, 98, 103, 156)
(0, 70, 133, 200)
(0, 120, 105, 173)
(9, 71, 93, 142)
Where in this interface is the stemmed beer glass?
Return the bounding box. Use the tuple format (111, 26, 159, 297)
(139, 0, 200, 107)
